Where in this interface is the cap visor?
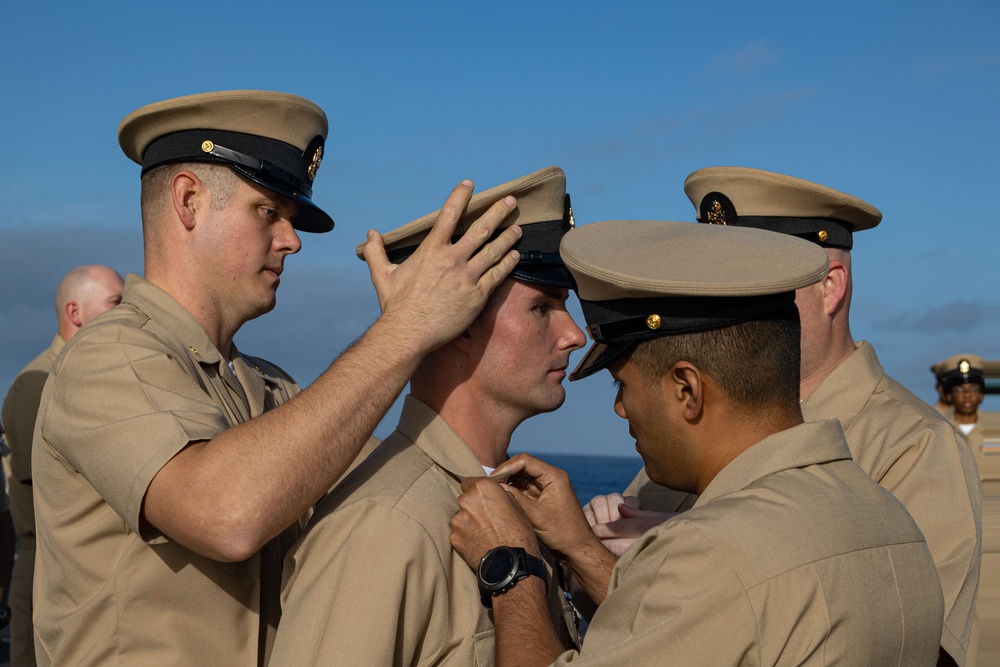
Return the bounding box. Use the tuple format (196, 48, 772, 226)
(569, 341, 634, 381)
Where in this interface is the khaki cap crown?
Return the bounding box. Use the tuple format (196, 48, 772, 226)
(118, 90, 333, 233)
(684, 166, 882, 249)
(356, 166, 575, 288)
(561, 220, 829, 380)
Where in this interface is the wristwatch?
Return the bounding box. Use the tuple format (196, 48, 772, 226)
(477, 546, 548, 610)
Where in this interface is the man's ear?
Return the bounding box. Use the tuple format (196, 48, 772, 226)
(171, 171, 204, 231)
(451, 329, 474, 354)
(667, 361, 704, 422)
(821, 260, 849, 317)
(65, 300, 83, 328)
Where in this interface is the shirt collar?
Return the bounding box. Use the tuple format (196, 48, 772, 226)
(695, 419, 852, 507)
(395, 395, 500, 483)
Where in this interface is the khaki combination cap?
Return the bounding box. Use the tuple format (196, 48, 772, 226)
(118, 90, 333, 233)
(356, 166, 575, 288)
(561, 220, 829, 380)
(934, 354, 986, 390)
(684, 167, 882, 250)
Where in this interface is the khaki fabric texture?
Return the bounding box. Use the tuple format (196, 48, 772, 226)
(951, 412, 1000, 666)
(273, 396, 580, 666)
(355, 166, 567, 258)
(561, 220, 828, 301)
(683, 166, 882, 231)
(118, 90, 327, 164)
(2, 333, 63, 667)
(32, 275, 303, 667)
(625, 342, 981, 664)
(555, 420, 943, 665)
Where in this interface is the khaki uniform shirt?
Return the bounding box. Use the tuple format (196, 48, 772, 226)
(556, 420, 943, 666)
(2, 333, 64, 667)
(32, 275, 301, 667)
(3, 334, 63, 543)
(625, 342, 981, 664)
(950, 411, 1000, 666)
(272, 396, 580, 666)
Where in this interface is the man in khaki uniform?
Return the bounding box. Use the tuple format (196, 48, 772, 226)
(938, 355, 1000, 666)
(594, 168, 981, 665)
(931, 356, 956, 415)
(31, 90, 523, 666)
(272, 167, 584, 666)
(451, 220, 944, 665)
(1, 264, 123, 667)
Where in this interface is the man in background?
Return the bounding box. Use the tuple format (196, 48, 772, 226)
(931, 356, 955, 415)
(2, 264, 123, 666)
(272, 167, 584, 665)
(938, 354, 998, 666)
(594, 167, 981, 665)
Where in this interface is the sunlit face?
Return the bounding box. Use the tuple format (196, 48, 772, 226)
(465, 279, 586, 423)
(199, 176, 302, 323)
(78, 269, 124, 325)
(609, 355, 684, 489)
(948, 383, 984, 417)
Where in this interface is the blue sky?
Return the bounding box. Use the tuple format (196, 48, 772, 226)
(2, 1, 997, 457)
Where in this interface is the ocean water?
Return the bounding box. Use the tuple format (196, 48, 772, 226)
(515, 452, 645, 505)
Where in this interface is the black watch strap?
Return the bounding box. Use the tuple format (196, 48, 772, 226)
(479, 546, 548, 610)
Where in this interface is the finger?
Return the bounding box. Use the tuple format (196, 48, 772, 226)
(451, 195, 518, 260)
(586, 495, 613, 524)
(467, 225, 521, 284)
(623, 496, 642, 510)
(423, 180, 475, 246)
(362, 229, 390, 279)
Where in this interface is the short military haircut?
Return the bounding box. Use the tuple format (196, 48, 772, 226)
(140, 162, 240, 222)
(629, 303, 802, 411)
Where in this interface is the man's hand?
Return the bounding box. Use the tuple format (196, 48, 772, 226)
(450, 476, 540, 571)
(587, 500, 675, 557)
(493, 454, 618, 605)
(363, 180, 522, 354)
(493, 454, 596, 562)
(583, 493, 640, 527)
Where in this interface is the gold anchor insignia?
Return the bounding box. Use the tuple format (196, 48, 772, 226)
(818, 230, 829, 243)
(646, 314, 662, 330)
(568, 204, 576, 229)
(201, 141, 214, 153)
(706, 200, 726, 225)
(188, 345, 200, 357)
(959, 360, 971, 373)
(307, 146, 323, 180)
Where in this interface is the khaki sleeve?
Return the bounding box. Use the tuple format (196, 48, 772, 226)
(874, 423, 981, 662)
(39, 329, 229, 534)
(272, 500, 456, 666)
(2, 368, 49, 484)
(552, 521, 756, 666)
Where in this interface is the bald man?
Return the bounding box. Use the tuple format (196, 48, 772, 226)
(2, 264, 123, 667)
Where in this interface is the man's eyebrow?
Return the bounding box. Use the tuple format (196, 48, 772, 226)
(540, 289, 568, 301)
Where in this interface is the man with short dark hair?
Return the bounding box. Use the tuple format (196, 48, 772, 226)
(593, 168, 981, 665)
(450, 220, 944, 665)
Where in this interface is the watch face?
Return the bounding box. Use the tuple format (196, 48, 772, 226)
(479, 547, 518, 588)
